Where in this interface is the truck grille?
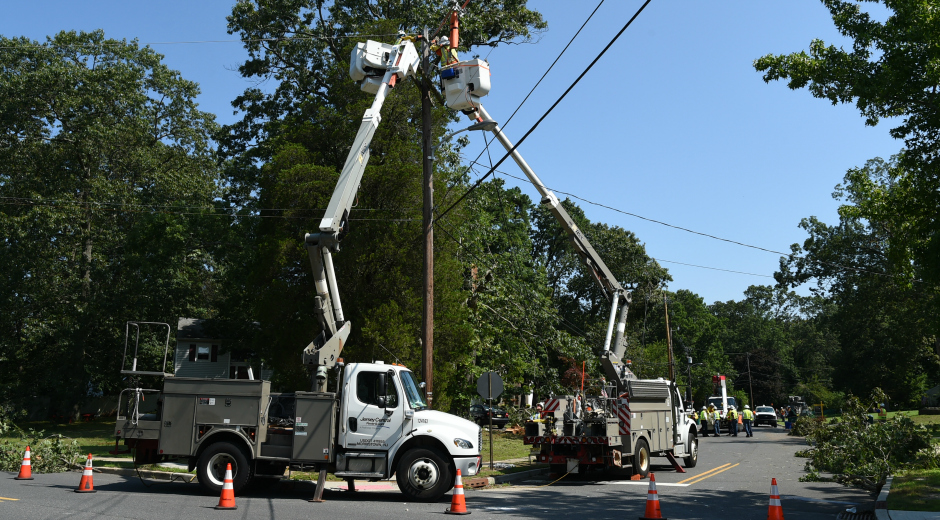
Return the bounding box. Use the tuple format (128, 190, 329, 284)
(478, 428, 482, 451)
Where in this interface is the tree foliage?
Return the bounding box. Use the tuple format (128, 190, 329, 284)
(799, 389, 940, 491)
(754, 0, 940, 284)
(0, 30, 220, 414)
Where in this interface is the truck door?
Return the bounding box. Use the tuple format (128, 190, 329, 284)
(341, 366, 404, 450)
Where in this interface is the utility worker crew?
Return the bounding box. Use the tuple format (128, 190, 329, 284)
(711, 406, 721, 436)
(530, 402, 544, 421)
(435, 36, 459, 68)
(699, 406, 709, 437)
(726, 406, 738, 436)
(742, 405, 754, 437)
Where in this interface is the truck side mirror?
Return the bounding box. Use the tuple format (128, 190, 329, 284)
(377, 372, 387, 405)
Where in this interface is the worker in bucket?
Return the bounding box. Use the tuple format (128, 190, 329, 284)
(742, 405, 754, 437)
(434, 36, 459, 68)
(699, 406, 709, 437)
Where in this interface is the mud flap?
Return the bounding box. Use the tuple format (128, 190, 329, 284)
(566, 458, 580, 474)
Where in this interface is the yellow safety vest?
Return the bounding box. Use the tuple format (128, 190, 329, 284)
(699, 411, 707, 421)
(743, 409, 753, 420)
(728, 410, 737, 420)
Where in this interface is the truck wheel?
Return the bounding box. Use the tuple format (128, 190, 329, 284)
(196, 442, 252, 495)
(683, 433, 698, 468)
(631, 438, 650, 478)
(396, 448, 453, 502)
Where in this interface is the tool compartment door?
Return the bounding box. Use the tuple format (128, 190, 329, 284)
(159, 395, 195, 455)
(292, 392, 336, 462)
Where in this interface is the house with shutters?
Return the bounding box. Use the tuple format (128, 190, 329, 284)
(173, 318, 269, 380)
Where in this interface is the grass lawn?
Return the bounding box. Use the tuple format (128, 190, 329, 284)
(2, 419, 131, 459)
(479, 428, 532, 461)
(888, 469, 940, 512)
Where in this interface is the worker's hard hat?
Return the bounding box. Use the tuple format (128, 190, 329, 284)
(729, 405, 735, 410)
(744, 405, 750, 409)
(701, 406, 706, 410)
(439, 36, 450, 46)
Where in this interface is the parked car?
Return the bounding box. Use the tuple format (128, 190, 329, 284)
(754, 406, 778, 427)
(469, 404, 510, 428)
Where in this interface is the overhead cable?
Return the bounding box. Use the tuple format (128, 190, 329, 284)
(432, 0, 653, 226)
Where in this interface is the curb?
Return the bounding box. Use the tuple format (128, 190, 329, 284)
(93, 466, 197, 482)
(874, 476, 892, 520)
(91, 464, 550, 489)
(464, 467, 549, 489)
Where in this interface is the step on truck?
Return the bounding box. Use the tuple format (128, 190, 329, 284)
(115, 33, 482, 502)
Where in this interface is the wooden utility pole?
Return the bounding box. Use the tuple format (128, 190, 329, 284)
(664, 293, 675, 382)
(746, 352, 754, 407)
(420, 27, 434, 408)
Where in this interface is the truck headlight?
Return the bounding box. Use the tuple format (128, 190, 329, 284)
(453, 438, 473, 450)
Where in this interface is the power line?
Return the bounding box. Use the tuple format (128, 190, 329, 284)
(652, 258, 773, 278)
(0, 33, 404, 50)
(460, 161, 920, 283)
(433, 0, 653, 226)
(0, 198, 418, 221)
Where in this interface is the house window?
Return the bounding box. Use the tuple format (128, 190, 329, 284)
(197, 346, 210, 361)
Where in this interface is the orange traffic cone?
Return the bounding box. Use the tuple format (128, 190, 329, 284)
(445, 469, 470, 515)
(15, 446, 33, 480)
(75, 453, 96, 493)
(639, 472, 666, 519)
(767, 478, 784, 520)
(215, 463, 237, 510)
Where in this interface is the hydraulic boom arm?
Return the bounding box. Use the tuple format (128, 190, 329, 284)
(302, 38, 420, 374)
(471, 106, 636, 392)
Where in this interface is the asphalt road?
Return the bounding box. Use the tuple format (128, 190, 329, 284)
(0, 425, 871, 519)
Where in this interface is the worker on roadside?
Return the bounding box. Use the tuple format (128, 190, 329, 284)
(742, 404, 754, 437)
(699, 406, 709, 437)
(787, 406, 797, 429)
(710, 405, 721, 436)
(726, 405, 738, 437)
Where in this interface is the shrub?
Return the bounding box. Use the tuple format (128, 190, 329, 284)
(0, 423, 83, 473)
(797, 388, 940, 492)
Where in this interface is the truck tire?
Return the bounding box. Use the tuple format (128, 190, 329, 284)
(683, 433, 698, 468)
(396, 448, 453, 502)
(631, 438, 650, 478)
(196, 441, 252, 495)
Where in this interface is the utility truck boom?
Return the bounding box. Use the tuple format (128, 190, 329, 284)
(433, 5, 699, 476)
(113, 36, 482, 503)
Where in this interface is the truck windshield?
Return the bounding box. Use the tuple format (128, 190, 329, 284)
(708, 397, 737, 409)
(400, 371, 427, 411)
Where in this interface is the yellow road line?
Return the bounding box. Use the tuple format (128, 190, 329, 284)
(677, 463, 732, 484)
(0, 497, 19, 501)
(685, 463, 740, 485)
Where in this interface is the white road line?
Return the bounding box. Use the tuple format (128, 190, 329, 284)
(600, 481, 690, 487)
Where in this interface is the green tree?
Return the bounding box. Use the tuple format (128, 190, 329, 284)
(776, 157, 940, 406)
(754, 0, 940, 284)
(0, 31, 220, 413)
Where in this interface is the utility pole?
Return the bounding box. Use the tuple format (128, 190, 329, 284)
(746, 352, 753, 407)
(664, 293, 675, 382)
(420, 26, 434, 408)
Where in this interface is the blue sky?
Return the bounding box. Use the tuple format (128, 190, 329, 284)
(2, 1, 902, 305)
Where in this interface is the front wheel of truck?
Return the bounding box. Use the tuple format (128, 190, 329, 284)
(196, 441, 252, 495)
(396, 448, 453, 502)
